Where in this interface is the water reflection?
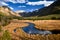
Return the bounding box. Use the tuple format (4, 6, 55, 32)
(22, 23, 52, 35)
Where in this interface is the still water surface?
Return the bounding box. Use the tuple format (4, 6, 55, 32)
(14, 22, 52, 35)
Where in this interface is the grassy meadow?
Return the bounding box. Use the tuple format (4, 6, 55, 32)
(0, 20, 60, 40)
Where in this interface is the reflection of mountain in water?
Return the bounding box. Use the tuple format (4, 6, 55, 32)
(22, 23, 52, 35)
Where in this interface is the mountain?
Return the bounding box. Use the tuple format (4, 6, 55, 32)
(37, 0, 60, 16)
(19, 0, 60, 17)
(16, 10, 25, 13)
(0, 6, 20, 16)
(0, 6, 21, 26)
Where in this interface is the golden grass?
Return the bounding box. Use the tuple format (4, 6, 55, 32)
(11, 20, 60, 30)
(2, 20, 60, 40)
(3, 22, 29, 34)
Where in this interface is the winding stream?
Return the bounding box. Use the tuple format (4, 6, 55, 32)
(14, 22, 52, 35)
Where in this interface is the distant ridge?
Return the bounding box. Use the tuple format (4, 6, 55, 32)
(19, 0, 60, 17)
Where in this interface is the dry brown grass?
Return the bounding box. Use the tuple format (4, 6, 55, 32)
(3, 22, 29, 34)
(2, 20, 60, 40)
(34, 20, 60, 30)
(11, 20, 60, 30)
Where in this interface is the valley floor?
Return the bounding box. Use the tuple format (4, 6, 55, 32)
(2, 20, 60, 40)
(11, 20, 60, 30)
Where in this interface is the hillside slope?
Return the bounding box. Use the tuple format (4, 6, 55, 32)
(0, 6, 20, 16)
(19, 0, 60, 17)
(0, 6, 21, 26)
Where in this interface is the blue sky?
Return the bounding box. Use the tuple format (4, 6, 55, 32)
(0, 0, 55, 12)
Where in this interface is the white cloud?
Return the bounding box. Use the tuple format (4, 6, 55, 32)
(16, 10, 25, 13)
(30, 9, 34, 12)
(27, 9, 34, 12)
(35, 9, 38, 10)
(0, 1, 8, 6)
(18, 6, 26, 8)
(44, 1, 54, 6)
(9, 7, 14, 10)
(27, 1, 54, 6)
(27, 1, 44, 6)
(3, 0, 28, 3)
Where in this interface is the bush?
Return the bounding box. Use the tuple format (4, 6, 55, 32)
(51, 17, 57, 20)
(2, 30, 11, 40)
(0, 26, 2, 32)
